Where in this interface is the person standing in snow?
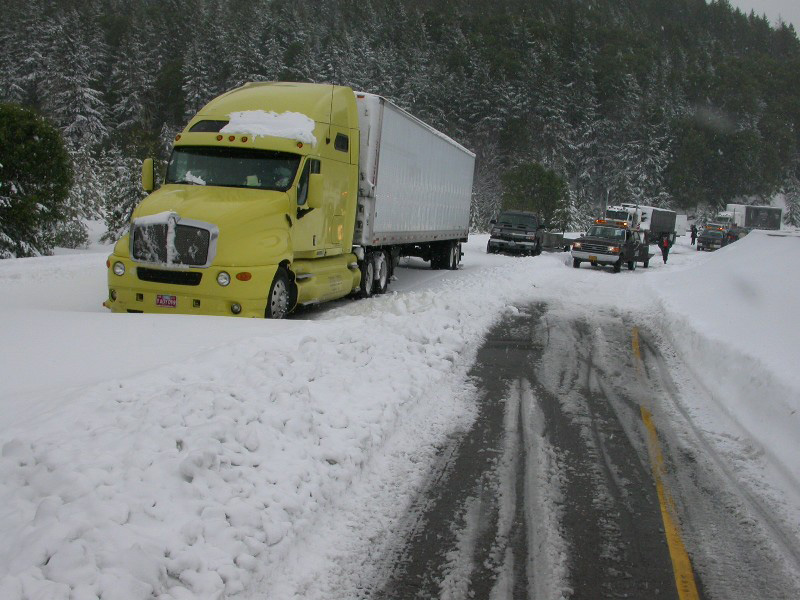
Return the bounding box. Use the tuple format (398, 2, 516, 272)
(690, 224, 697, 245)
(660, 232, 671, 263)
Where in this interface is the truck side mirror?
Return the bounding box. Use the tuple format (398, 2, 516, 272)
(142, 158, 155, 192)
(307, 173, 323, 210)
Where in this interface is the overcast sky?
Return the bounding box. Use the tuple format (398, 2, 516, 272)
(727, 1, 799, 30)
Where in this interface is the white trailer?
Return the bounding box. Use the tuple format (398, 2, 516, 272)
(353, 93, 474, 268)
(724, 203, 782, 230)
(675, 214, 688, 236)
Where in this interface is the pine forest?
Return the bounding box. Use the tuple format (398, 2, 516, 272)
(2, 0, 800, 256)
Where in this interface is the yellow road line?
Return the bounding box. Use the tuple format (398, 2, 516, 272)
(632, 327, 700, 600)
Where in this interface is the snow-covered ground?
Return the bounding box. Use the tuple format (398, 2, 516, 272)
(0, 229, 798, 599)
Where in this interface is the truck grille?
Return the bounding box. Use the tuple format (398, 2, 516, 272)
(580, 242, 615, 254)
(494, 231, 534, 241)
(132, 223, 211, 267)
(137, 267, 202, 286)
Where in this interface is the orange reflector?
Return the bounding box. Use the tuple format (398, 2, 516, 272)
(228, 135, 235, 142)
(297, 142, 303, 148)
(236, 272, 252, 281)
(175, 134, 181, 141)
(106, 259, 110, 268)
(216, 134, 223, 141)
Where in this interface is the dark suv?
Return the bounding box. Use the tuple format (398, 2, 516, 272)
(486, 210, 543, 256)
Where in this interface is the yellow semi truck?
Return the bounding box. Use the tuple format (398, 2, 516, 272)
(104, 82, 475, 318)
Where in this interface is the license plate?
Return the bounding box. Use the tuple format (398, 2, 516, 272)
(589, 255, 597, 261)
(156, 294, 177, 308)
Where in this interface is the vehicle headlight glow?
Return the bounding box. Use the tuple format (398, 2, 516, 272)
(610, 246, 621, 253)
(217, 271, 231, 286)
(572, 242, 582, 250)
(112, 261, 125, 276)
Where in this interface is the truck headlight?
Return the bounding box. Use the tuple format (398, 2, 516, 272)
(217, 271, 231, 286)
(572, 242, 582, 250)
(113, 261, 125, 276)
(610, 246, 621, 253)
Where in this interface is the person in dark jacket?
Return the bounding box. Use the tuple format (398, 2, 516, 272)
(660, 232, 671, 263)
(690, 224, 697, 245)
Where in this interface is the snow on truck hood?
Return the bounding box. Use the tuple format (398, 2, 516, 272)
(220, 110, 317, 145)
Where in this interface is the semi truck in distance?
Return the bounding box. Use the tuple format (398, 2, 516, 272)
(717, 203, 782, 231)
(104, 82, 475, 318)
(604, 203, 683, 244)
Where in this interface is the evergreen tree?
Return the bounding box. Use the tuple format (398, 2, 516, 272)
(501, 162, 569, 227)
(100, 146, 146, 243)
(2, 0, 800, 233)
(41, 8, 108, 149)
(783, 172, 800, 228)
(0, 104, 72, 258)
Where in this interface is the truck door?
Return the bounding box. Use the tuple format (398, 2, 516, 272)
(291, 158, 326, 258)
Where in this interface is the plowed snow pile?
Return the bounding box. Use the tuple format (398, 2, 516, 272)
(0, 230, 797, 599)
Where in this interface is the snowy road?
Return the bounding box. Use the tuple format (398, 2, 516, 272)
(1, 231, 799, 600)
(370, 302, 800, 599)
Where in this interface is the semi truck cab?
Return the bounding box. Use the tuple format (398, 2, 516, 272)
(104, 82, 474, 318)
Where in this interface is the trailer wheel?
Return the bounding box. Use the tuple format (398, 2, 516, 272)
(572, 258, 581, 269)
(359, 257, 375, 298)
(447, 242, 459, 270)
(265, 268, 291, 319)
(373, 251, 389, 294)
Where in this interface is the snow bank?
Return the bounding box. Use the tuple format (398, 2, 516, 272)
(647, 230, 800, 512)
(655, 231, 800, 391)
(1, 231, 798, 599)
(0, 241, 537, 599)
(220, 111, 317, 145)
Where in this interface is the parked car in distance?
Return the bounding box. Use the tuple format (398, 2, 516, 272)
(697, 228, 725, 251)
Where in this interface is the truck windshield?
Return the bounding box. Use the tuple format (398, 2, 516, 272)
(587, 226, 625, 240)
(496, 213, 538, 229)
(165, 146, 301, 191)
(605, 210, 629, 221)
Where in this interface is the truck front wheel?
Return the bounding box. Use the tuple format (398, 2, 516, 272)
(613, 259, 622, 273)
(265, 268, 291, 319)
(572, 258, 581, 268)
